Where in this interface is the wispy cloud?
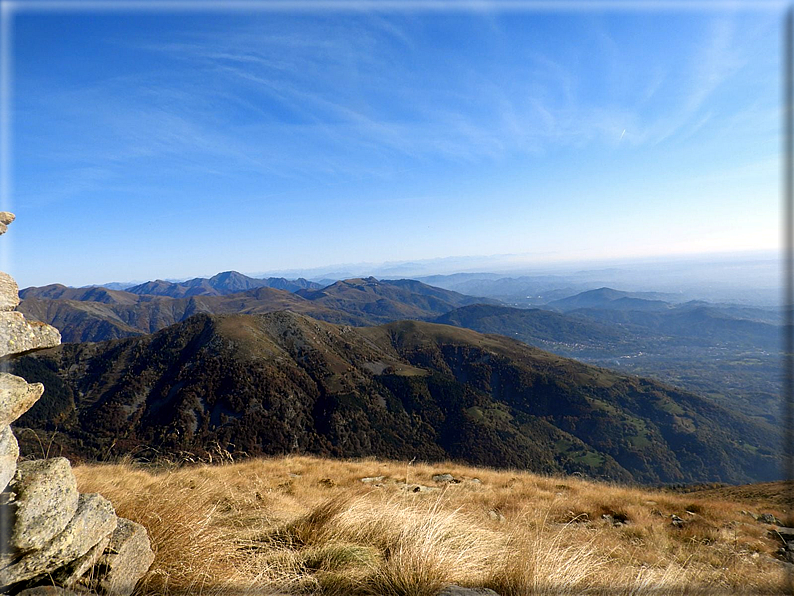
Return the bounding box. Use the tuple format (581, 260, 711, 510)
(13, 11, 778, 207)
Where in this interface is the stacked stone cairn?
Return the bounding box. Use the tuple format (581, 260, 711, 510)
(0, 213, 154, 595)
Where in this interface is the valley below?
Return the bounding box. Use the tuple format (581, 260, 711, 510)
(11, 272, 783, 486)
(12, 310, 779, 485)
(16, 274, 784, 429)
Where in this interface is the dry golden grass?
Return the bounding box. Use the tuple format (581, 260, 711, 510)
(73, 456, 789, 595)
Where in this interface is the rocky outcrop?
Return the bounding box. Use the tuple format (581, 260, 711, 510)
(0, 312, 60, 359)
(1, 493, 118, 587)
(0, 426, 19, 492)
(0, 374, 44, 428)
(0, 212, 14, 237)
(93, 519, 155, 596)
(0, 214, 153, 595)
(0, 272, 19, 312)
(7, 459, 79, 552)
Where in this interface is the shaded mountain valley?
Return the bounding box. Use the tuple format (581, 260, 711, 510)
(433, 293, 781, 426)
(11, 311, 779, 485)
(19, 273, 782, 429)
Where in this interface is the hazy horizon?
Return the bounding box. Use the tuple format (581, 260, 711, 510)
(6, 245, 779, 287)
(11, 247, 779, 308)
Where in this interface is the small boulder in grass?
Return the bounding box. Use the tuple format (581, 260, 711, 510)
(488, 510, 506, 524)
(360, 476, 384, 483)
(772, 526, 794, 540)
(760, 513, 783, 526)
(432, 473, 456, 483)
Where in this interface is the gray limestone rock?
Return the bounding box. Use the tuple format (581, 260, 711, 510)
(0, 373, 44, 427)
(0, 311, 61, 358)
(92, 518, 154, 596)
(8, 458, 80, 552)
(0, 424, 19, 491)
(488, 510, 506, 524)
(0, 272, 19, 312)
(51, 535, 110, 589)
(760, 513, 783, 525)
(432, 473, 456, 483)
(0, 493, 118, 589)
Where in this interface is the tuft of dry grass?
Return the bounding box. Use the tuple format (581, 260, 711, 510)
(74, 456, 789, 595)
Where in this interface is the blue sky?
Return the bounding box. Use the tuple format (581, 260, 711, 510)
(2, 3, 782, 287)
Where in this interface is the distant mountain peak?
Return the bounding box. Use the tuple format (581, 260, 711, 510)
(119, 272, 321, 298)
(548, 287, 671, 312)
(579, 287, 624, 298)
(209, 270, 246, 283)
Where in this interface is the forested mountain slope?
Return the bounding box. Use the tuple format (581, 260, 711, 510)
(12, 312, 779, 485)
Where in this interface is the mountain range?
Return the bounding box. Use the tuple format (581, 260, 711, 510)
(16, 273, 782, 434)
(123, 271, 323, 297)
(18, 274, 497, 343)
(11, 311, 779, 485)
(546, 287, 672, 312)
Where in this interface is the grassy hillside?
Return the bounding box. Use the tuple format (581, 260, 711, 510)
(72, 455, 788, 595)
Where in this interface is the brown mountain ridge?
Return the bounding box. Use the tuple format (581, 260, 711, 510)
(18, 276, 499, 343)
(11, 311, 779, 485)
